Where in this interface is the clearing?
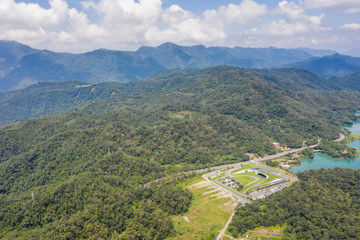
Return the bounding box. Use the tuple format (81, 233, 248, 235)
(168, 176, 237, 240)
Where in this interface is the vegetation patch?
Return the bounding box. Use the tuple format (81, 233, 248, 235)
(316, 140, 357, 159)
(346, 134, 360, 143)
(169, 176, 236, 240)
(228, 168, 360, 239)
(232, 175, 256, 186)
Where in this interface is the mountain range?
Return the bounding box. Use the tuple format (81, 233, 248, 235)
(3, 40, 358, 92)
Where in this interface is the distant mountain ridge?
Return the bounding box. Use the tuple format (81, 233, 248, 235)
(0, 40, 325, 91)
(285, 53, 360, 78)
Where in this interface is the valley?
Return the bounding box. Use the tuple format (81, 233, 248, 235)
(1, 48, 360, 240)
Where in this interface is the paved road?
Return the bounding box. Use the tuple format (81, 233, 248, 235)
(145, 139, 322, 187)
(334, 133, 346, 142)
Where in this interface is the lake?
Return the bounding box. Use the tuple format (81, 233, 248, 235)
(291, 117, 360, 173)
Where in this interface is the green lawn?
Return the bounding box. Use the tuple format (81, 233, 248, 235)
(347, 134, 360, 143)
(232, 175, 257, 185)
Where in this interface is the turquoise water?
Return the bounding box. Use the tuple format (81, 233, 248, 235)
(343, 120, 360, 134)
(291, 119, 360, 173)
(290, 152, 360, 173)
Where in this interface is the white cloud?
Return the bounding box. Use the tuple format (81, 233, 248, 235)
(0, 0, 358, 52)
(145, 5, 225, 45)
(263, 19, 309, 36)
(257, 1, 327, 37)
(340, 23, 360, 30)
(0, 0, 68, 30)
(216, 0, 267, 24)
(276, 1, 324, 25)
(0, 0, 105, 51)
(304, 0, 360, 13)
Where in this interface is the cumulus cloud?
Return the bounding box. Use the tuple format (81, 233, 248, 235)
(0, 0, 67, 30)
(304, 0, 360, 13)
(216, 0, 267, 24)
(0, 0, 358, 52)
(260, 1, 328, 37)
(276, 1, 324, 25)
(340, 23, 360, 30)
(263, 20, 309, 36)
(0, 0, 104, 51)
(0, 0, 271, 51)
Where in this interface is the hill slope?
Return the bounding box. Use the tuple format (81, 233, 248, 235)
(327, 71, 360, 91)
(1, 67, 359, 125)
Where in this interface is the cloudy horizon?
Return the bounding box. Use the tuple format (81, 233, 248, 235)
(1, 0, 360, 54)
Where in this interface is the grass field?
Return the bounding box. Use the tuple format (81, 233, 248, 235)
(346, 134, 360, 144)
(232, 175, 256, 185)
(168, 176, 237, 240)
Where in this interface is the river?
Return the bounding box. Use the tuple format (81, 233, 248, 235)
(291, 117, 360, 173)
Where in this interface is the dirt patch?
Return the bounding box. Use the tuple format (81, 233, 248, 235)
(202, 189, 220, 195)
(210, 190, 231, 199)
(189, 181, 212, 189)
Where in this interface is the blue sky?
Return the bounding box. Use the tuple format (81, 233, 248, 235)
(4, 0, 360, 54)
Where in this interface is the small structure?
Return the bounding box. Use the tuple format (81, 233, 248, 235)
(273, 142, 281, 148)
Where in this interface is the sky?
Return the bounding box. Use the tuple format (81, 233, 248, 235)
(1, 0, 359, 53)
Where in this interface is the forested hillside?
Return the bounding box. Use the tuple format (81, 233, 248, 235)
(328, 71, 360, 91)
(1, 66, 360, 238)
(228, 168, 360, 239)
(1, 66, 360, 125)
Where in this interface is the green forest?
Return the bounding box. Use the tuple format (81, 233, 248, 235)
(1, 66, 360, 238)
(228, 168, 360, 239)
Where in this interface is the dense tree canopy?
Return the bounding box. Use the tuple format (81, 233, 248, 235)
(228, 168, 360, 239)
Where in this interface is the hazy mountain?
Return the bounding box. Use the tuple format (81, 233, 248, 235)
(286, 53, 360, 78)
(0, 40, 328, 91)
(327, 71, 360, 91)
(136, 43, 314, 69)
(344, 48, 360, 57)
(0, 40, 39, 78)
(298, 48, 337, 57)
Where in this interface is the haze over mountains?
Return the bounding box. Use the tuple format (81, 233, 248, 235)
(286, 53, 360, 78)
(1, 40, 360, 92)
